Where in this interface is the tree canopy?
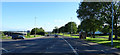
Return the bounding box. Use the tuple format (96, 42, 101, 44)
(31, 27, 45, 35)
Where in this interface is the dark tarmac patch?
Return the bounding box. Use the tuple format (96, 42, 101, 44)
(1, 53, 119, 55)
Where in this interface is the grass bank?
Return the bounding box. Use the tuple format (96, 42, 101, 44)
(24, 35, 42, 38)
(58, 33, 120, 49)
(1, 36, 12, 39)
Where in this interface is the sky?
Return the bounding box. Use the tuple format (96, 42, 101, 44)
(2, 2, 81, 32)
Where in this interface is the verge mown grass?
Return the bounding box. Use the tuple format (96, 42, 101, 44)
(1, 36, 12, 39)
(25, 35, 42, 38)
(58, 33, 120, 49)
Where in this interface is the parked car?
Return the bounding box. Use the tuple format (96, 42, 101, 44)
(12, 35, 25, 40)
(54, 34, 58, 38)
(46, 34, 49, 37)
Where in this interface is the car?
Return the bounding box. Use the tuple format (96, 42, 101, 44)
(54, 34, 58, 38)
(12, 35, 25, 40)
(47, 34, 49, 36)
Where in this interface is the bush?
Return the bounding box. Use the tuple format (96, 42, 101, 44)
(27, 32, 30, 37)
(1, 32, 5, 36)
(38, 32, 45, 35)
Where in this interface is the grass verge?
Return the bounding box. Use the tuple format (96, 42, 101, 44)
(58, 33, 120, 49)
(85, 37, 120, 49)
(24, 35, 42, 38)
(1, 36, 12, 39)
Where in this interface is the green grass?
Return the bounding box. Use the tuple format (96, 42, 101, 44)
(1, 36, 12, 39)
(25, 35, 42, 38)
(58, 33, 79, 38)
(58, 33, 120, 49)
(95, 35, 120, 39)
(85, 37, 120, 48)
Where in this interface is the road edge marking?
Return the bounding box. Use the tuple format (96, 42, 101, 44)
(1, 48, 9, 52)
(61, 37, 79, 55)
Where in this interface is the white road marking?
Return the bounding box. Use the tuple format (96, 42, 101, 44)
(1, 48, 9, 52)
(61, 37, 79, 55)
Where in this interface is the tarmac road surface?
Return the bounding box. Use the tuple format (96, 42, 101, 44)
(1, 35, 120, 55)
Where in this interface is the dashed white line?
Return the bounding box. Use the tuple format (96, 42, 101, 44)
(61, 37, 79, 55)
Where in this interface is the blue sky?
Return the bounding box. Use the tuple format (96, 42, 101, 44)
(2, 2, 81, 31)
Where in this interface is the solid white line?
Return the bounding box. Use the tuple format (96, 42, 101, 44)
(1, 48, 9, 52)
(61, 37, 79, 55)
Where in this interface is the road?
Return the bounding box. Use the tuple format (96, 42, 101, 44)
(1, 35, 120, 55)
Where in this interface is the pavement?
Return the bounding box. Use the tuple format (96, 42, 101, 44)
(1, 35, 120, 55)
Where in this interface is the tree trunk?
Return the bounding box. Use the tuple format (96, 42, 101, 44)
(109, 33, 111, 41)
(90, 32, 92, 38)
(84, 32, 87, 39)
(114, 19, 118, 39)
(108, 24, 112, 41)
(93, 32, 95, 38)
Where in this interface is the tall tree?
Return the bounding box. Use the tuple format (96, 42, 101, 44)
(59, 26, 65, 33)
(76, 2, 105, 38)
(100, 2, 120, 40)
(65, 22, 77, 34)
(52, 26, 59, 33)
(31, 27, 45, 35)
(80, 18, 102, 38)
(76, 2, 120, 40)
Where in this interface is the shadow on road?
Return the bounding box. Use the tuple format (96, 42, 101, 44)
(1, 37, 120, 55)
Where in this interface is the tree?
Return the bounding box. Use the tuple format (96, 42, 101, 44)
(77, 25, 81, 33)
(113, 3, 120, 39)
(59, 26, 65, 33)
(76, 2, 105, 38)
(80, 18, 102, 38)
(1, 32, 5, 36)
(100, 2, 120, 40)
(31, 27, 45, 35)
(76, 2, 109, 20)
(52, 29, 57, 33)
(64, 22, 77, 34)
(52, 26, 59, 33)
(118, 26, 120, 37)
(99, 25, 112, 35)
(76, 2, 120, 40)
(27, 30, 30, 37)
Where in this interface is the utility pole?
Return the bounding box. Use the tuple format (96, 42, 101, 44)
(111, 1, 114, 46)
(34, 17, 37, 37)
